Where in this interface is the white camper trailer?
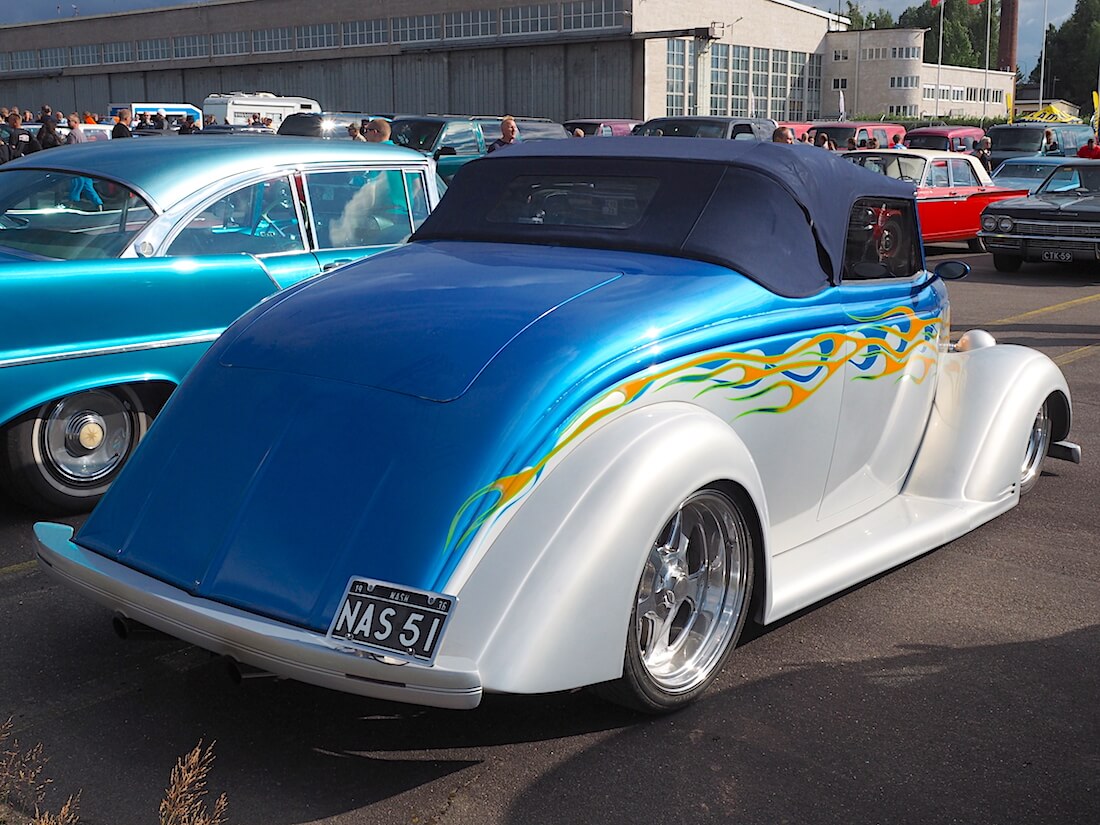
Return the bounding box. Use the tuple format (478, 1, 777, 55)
(202, 92, 321, 127)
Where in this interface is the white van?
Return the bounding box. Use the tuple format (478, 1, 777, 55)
(202, 92, 321, 127)
(109, 102, 203, 126)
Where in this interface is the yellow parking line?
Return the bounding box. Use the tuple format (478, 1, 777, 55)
(0, 560, 37, 577)
(1055, 344, 1100, 367)
(988, 292, 1100, 326)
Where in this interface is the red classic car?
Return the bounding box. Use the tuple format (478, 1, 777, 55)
(843, 149, 1028, 250)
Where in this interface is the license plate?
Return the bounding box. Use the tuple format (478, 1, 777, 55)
(1041, 250, 1074, 262)
(327, 577, 456, 664)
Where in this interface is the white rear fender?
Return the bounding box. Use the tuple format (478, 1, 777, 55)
(905, 341, 1071, 503)
(443, 402, 768, 695)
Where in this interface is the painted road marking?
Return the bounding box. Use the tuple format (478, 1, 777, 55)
(0, 560, 36, 577)
(988, 292, 1100, 326)
(1055, 344, 1100, 367)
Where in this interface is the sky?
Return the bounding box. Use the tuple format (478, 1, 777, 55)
(7, 0, 1078, 77)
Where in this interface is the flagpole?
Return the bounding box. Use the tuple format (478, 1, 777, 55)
(1038, 0, 1049, 109)
(935, 0, 944, 118)
(982, 0, 991, 123)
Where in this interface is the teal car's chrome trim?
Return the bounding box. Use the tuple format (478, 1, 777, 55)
(0, 332, 223, 369)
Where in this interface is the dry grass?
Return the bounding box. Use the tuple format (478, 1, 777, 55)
(158, 741, 228, 825)
(2, 717, 228, 825)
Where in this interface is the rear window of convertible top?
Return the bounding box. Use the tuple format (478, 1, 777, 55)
(485, 175, 660, 231)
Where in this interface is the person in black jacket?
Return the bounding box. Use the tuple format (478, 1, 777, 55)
(7, 114, 41, 157)
(37, 118, 64, 149)
(111, 109, 133, 139)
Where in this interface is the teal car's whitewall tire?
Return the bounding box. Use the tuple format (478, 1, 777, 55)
(594, 486, 754, 713)
(0, 386, 149, 514)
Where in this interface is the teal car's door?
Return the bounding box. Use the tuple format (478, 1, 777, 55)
(433, 121, 484, 182)
(165, 174, 323, 289)
(303, 167, 432, 275)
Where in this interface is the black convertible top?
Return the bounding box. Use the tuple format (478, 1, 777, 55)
(413, 137, 916, 297)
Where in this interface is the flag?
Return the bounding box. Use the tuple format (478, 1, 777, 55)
(838, 89, 846, 120)
(930, 0, 941, 6)
(968, 0, 984, 5)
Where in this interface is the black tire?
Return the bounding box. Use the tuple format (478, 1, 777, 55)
(0, 387, 149, 514)
(592, 486, 754, 713)
(967, 237, 987, 253)
(993, 253, 1022, 273)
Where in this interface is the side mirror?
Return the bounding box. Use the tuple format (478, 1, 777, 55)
(934, 260, 970, 280)
(433, 146, 457, 160)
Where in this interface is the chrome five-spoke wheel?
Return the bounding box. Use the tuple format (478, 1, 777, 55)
(1020, 400, 1052, 496)
(595, 486, 754, 713)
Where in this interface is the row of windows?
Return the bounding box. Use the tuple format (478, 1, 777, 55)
(889, 75, 919, 88)
(921, 85, 1004, 103)
(887, 104, 918, 116)
(672, 40, 823, 121)
(853, 45, 922, 61)
(0, 1, 624, 70)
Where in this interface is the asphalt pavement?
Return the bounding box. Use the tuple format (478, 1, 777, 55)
(0, 247, 1097, 825)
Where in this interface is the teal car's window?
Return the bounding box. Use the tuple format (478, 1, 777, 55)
(405, 171, 430, 229)
(391, 120, 444, 152)
(440, 123, 480, 155)
(167, 177, 302, 257)
(993, 163, 1056, 180)
(485, 176, 659, 229)
(989, 128, 1044, 152)
(844, 197, 921, 280)
(305, 169, 413, 248)
(0, 169, 153, 260)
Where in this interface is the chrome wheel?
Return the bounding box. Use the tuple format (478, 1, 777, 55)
(1020, 401, 1052, 495)
(592, 486, 755, 712)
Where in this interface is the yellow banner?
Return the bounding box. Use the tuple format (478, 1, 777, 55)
(1018, 104, 1083, 124)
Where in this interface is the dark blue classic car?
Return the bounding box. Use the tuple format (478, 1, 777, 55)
(37, 140, 1077, 713)
(0, 137, 441, 512)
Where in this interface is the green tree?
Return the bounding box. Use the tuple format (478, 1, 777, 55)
(897, 0, 999, 69)
(1028, 0, 1100, 112)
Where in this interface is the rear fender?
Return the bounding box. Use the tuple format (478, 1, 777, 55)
(905, 341, 1071, 502)
(443, 402, 769, 695)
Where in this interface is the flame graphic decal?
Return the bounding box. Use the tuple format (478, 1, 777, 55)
(444, 307, 940, 557)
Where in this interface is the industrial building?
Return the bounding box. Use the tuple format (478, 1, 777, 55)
(0, 0, 1012, 122)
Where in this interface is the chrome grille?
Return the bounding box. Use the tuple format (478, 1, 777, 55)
(1014, 220, 1100, 238)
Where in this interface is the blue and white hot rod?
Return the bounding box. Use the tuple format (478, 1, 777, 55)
(35, 139, 1079, 712)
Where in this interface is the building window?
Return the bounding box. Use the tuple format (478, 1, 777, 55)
(992, 89, 1003, 103)
(70, 44, 100, 66)
(770, 49, 789, 121)
(137, 38, 171, 61)
(174, 35, 209, 58)
(212, 31, 250, 56)
(11, 50, 37, 71)
(806, 53, 822, 119)
(952, 87, 964, 101)
(923, 85, 935, 100)
(500, 4, 556, 34)
(888, 104, 917, 116)
(562, 0, 624, 31)
(392, 15, 441, 43)
(789, 51, 806, 120)
(102, 41, 133, 64)
(445, 10, 497, 39)
(39, 47, 68, 68)
(833, 49, 848, 61)
(666, 39, 686, 115)
(891, 46, 921, 60)
(832, 77, 847, 90)
(889, 75, 919, 89)
(751, 47, 769, 118)
(0, 54, 9, 72)
(297, 23, 338, 50)
(731, 44, 750, 117)
(710, 43, 730, 116)
(253, 27, 293, 53)
(343, 20, 388, 46)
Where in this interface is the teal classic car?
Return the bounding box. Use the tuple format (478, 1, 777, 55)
(0, 136, 442, 512)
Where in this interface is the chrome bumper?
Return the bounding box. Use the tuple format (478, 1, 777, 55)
(33, 523, 483, 709)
